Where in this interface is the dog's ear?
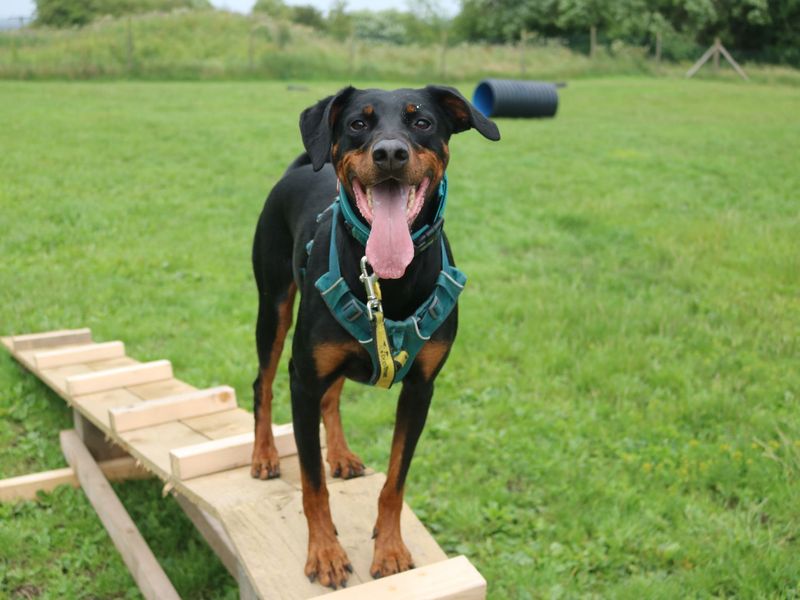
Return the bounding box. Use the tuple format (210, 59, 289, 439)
(426, 85, 500, 141)
(299, 86, 356, 171)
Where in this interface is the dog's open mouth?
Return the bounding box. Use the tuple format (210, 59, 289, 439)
(351, 177, 431, 280)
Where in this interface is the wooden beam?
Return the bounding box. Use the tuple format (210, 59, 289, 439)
(170, 424, 294, 480)
(66, 360, 172, 396)
(0, 457, 152, 502)
(60, 429, 180, 600)
(109, 386, 237, 433)
(174, 493, 238, 577)
(11, 328, 92, 351)
(718, 42, 749, 80)
(34, 341, 126, 369)
(314, 556, 486, 600)
(686, 43, 717, 78)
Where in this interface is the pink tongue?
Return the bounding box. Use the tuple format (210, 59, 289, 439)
(365, 181, 413, 279)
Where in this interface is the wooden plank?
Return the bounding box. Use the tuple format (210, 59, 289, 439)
(74, 388, 145, 429)
(87, 356, 139, 371)
(174, 493, 238, 577)
(59, 429, 180, 600)
(34, 341, 126, 370)
(179, 464, 296, 516)
(169, 424, 294, 481)
(11, 328, 92, 351)
(0, 467, 77, 501)
(38, 364, 95, 396)
(238, 563, 260, 600)
(110, 386, 237, 433)
(315, 556, 486, 600)
(182, 408, 253, 440)
(0, 457, 152, 502)
(119, 421, 212, 479)
(222, 472, 449, 600)
(127, 378, 197, 400)
(66, 360, 172, 396)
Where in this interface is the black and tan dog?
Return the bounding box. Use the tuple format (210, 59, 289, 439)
(251, 85, 499, 589)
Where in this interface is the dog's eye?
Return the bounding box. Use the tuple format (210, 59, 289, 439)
(413, 118, 432, 130)
(350, 119, 368, 131)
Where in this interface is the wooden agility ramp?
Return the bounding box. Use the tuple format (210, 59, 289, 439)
(1, 328, 486, 599)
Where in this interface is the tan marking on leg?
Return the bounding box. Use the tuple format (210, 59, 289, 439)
(313, 340, 363, 378)
(301, 469, 352, 588)
(252, 283, 297, 480)
(415, 340, 451, 381)
(321, 377, 365, 479)
(371, 422, 413, 578)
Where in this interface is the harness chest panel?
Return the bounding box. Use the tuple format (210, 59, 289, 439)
(314, 181, 466, 388)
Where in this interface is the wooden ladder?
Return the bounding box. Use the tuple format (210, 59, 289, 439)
(1, 328, 486, 600)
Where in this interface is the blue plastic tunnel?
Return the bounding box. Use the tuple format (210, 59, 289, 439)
(472, 79, 559, 118)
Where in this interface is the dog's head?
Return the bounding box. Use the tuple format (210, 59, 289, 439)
(299, 86, 500, 278)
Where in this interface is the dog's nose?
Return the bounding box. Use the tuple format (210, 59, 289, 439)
(372, 139, 409, 173)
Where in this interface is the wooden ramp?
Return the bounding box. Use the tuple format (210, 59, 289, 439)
(2, 329, 486, 599)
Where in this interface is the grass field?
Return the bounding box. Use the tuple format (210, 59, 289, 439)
(1, 77, 799, 598)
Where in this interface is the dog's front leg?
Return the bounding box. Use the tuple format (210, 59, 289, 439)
(370, 376, 434, 578)
(290, 359, 352, 589)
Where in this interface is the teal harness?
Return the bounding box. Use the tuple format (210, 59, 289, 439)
(313, 176, 466, 388)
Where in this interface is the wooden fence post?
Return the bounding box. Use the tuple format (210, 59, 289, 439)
(126, 16, 134, 74)
(655, 30, 662, 63)
(439, 29, 448, 79)
(348, 34, 355, 76)
(248, 27, 254, 71)
(713, 37, 720, 71)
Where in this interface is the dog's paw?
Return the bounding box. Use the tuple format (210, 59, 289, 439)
(305, 537, 352, 589)
(327, 448, 366, 479)
(250, 447, 280, 480)
(370, 534, 414, 579)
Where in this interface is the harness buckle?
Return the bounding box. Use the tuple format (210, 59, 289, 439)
(359, 256, 383, 322)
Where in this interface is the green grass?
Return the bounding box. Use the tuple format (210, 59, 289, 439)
(0, 77, 799, 598)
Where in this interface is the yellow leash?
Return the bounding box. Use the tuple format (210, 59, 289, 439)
(359, 257, 408, 388)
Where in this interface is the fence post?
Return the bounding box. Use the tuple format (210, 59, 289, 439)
(439, 29, 448, 79)
(126, 16, 134, 74)
(348, 34, 356, 76)
(248, 26, 254, 71)
(590, 25, 597, 58)
(713, 37, 720, 71)
(655, 30, 662, 63)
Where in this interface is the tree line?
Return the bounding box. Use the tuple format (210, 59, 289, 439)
(453, 0, 800, 65)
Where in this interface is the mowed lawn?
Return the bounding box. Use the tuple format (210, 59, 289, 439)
(1, 77, 799, 599)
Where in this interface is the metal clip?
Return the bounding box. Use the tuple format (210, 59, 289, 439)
(359, 256, 383, 321)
